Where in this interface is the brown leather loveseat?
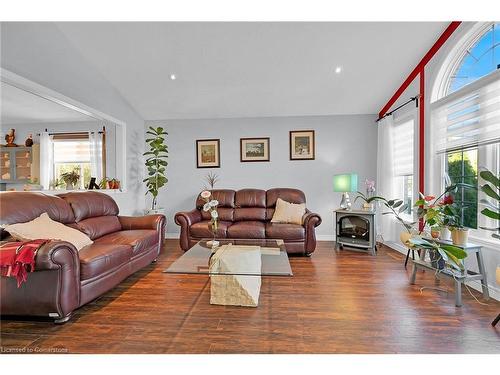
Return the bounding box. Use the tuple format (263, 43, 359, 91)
(0, 191, 165, 323)
(175, 188, 321, 255)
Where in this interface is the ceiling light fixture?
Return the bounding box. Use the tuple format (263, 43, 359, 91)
(170, 74, 176, 80)
(335, 66, 342, 74)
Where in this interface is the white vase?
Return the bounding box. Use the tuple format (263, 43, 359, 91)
(439, 227, 451, 241)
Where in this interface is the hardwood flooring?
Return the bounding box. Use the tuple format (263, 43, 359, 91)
(1, 240, 499, 354)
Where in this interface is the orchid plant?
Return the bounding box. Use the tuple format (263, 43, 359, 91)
(200, 190, 219, 238)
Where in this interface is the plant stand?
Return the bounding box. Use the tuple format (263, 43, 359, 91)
(409, 239, 489, 307)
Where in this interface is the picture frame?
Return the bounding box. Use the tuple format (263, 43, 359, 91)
(289, 130, 315, 160)
(240, 137, 270, 162)
(196, 139, 220, 168)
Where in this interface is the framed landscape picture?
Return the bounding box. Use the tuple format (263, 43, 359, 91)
(240, 137, 270, 162)
(196, 139, 220, 168)
(289, 130, 315, 160)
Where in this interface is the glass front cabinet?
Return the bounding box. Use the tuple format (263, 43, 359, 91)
(0, 146, 33, 183)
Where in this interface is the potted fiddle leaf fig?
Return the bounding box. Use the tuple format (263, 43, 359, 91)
(143, 126, 168, 215)
(479, 169, 500, 240)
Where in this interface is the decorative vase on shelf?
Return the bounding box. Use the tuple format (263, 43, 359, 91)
(450, 228, 469, 246)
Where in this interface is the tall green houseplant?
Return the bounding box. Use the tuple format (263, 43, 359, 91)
(479, 169, 500, 240)
(143, 126, 168, 211)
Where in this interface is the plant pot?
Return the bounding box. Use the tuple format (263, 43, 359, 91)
(66, 182, 74, 190)
(431, 230, 440, 239)
(145, 207, 165, 215)
(439, 227, 451, 241)
(399, 232, 413, 247)
(451, 228, 469, 246)
(430, 250, 445, 270)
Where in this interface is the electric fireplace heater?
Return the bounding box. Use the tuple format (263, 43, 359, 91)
(334, 210, 377, 255)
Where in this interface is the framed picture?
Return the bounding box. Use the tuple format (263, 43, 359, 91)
(196, 139, 220, 168)
(240, 137, 270, 162)
(289, 130, 315, 160)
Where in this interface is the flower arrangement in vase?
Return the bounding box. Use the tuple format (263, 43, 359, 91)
(200, 190, 219, 248)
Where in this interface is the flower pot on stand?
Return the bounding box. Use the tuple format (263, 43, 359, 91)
(451, 228, 469, 246)
(439, 227, 451, 241)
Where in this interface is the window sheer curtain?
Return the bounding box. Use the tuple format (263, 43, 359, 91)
(89, 131, 103, 181)
(376, 115, 399, 245)
(40, 131, 54, 189)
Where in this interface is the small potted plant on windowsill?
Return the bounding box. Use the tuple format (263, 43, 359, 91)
(60, 170, 80, 190)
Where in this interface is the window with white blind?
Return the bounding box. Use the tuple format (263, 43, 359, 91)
(392, 117, 415, 216)
(431, 50, 500, 239)
(53, 135, 91, 189)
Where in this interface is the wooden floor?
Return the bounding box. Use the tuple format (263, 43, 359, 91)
(1, 240, 499, 354)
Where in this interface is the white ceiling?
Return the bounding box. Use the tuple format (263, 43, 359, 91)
(1, 81, 95, 124)
(55, 22, 449, 120)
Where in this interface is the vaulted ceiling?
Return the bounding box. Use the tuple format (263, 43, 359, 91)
(55, 22, 449, 120)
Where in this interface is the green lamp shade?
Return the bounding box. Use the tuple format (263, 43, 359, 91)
(333, 173, 358, 192)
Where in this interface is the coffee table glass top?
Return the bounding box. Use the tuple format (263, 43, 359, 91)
(164, 239, 293, 276)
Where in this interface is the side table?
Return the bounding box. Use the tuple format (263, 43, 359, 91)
(409, 238, 489, 307)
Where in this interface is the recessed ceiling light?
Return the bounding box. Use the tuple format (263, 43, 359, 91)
(170, 74, 176, 80)
(335, 66, 342, 74)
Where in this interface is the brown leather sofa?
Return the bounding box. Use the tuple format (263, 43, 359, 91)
(0, 191, 165, 323)
(175, 188, 321, 255)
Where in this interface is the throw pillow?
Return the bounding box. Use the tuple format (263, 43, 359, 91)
(271, 198, 306, 225)
(4, 212, 93, 251)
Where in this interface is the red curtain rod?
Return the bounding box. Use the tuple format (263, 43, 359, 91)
(378, 21, 462, 119)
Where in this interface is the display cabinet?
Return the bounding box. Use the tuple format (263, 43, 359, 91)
(0, 146, 33, 183)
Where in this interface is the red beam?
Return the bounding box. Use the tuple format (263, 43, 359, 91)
(419, 69, 425, 194)
(378, 21, 461, 119)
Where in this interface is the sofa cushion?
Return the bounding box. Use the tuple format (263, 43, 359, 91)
(266, 188, 306, 208)
(76, 216, 122, 240)
(95, 230, 158, 254)
(197, 190, 235, 221)
(58, 191, 119, 221)
(0, 192, 75, 227)
(79, 243, 133, 280)
(4, 212, 93, 251)
(227, 221, 265, 239)
(266, 222, 305, 240)
(234, 207, 266, 221)
(235, 189, 266, 208)
(190, 220, 231, 238)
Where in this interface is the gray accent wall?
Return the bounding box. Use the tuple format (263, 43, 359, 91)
(148, 114, 378, 238)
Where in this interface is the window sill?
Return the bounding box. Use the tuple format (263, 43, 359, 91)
(468, 234, 500, 251)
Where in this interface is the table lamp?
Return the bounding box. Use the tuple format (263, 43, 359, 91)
(333, 173, 358, 210)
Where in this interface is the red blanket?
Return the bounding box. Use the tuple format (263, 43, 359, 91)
(0, 239, 49, 287)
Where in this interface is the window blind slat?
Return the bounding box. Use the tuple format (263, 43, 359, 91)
(393, 119, 414, 176)
(432, 70, 500, 153)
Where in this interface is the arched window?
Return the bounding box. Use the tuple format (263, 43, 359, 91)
(448, 22, 500, 94)
(430, 22, 500, 237)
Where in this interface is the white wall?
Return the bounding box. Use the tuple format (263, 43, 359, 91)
(381, 22, 500, 300)
(1, 22, 145, 214)
(148, 114, 378, 239)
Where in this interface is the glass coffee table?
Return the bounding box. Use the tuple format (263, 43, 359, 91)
(164, 239, 292, 307)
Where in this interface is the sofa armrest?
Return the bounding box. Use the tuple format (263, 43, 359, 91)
(174, 209, 202, 251)
(303, 210, 322, 229)
(174, 209, 202, 227)
(118, 214, 166, 231)
(1, 240, 80, 321)
(302, 210, 322, 255)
